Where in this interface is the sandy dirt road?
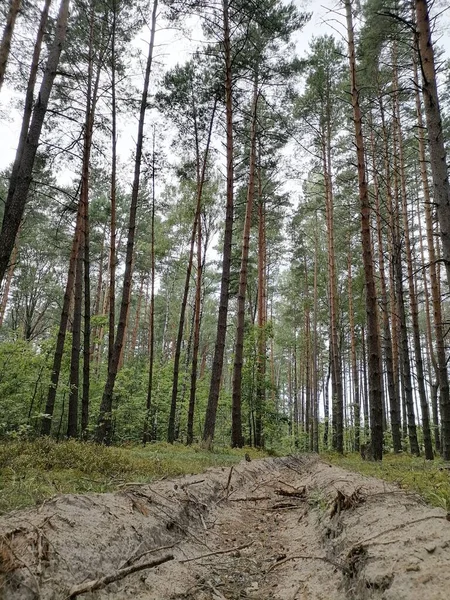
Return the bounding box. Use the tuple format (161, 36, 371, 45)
(1, 455, 450, 599)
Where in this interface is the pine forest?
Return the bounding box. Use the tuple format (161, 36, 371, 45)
(1, 0, 450, 463)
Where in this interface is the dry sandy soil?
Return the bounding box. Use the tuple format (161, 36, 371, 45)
(1, 455, 450, 599)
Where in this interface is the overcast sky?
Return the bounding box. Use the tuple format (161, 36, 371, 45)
(0, 0, 448, 174)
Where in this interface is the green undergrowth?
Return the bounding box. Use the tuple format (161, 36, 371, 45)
(326, 452, 450, 511)
(0, 438, 267, 514)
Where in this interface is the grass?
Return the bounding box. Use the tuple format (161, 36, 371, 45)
(0, 438, 267, 514)
(326, 452, 450, 511)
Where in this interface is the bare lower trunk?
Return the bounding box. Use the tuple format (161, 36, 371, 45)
(42, 201, 82, 435)
(168, 100, 217, 444)
(370, 122, 401, 453)
(344, 0, 383, 460)
(231, 78, 258, 449)
(96, 0, 158, 444)
(202, 0, 234, 448)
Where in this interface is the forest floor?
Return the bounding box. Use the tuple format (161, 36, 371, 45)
(1, 454, 450, 599)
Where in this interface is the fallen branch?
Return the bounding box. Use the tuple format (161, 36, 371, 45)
(269, 502, 303, 510)
(225, 466, 234, 493)
(267, 553, 344, 574)
(181, 479, 205, 489)
(359, 515, 449, 546)
(275, 487, 306, 498)
(119, 541, 180, 569)
(67, 553, 174, 598)
(230, 495, 271, 502)
(179, 542, 253, 563)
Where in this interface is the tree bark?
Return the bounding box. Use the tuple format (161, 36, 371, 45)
(415, 0, 450, 294)
(0, 0, 70, 286)
(42, 200, 82, 435)
(144, 128, 157, 444)
(96, 0, 158, 444)
(344, 0, 383, 460)
(393, 65, 433, 458)
(0, 0, 22, 92)
(370, 118, 402, 453)
(168, 99, 217, 444)
(202, 0, 234, 448)
(231, 77, 258, 449)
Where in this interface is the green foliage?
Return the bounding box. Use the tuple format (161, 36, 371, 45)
(0, 438, 267, 513)
(0, 339, 52, 437)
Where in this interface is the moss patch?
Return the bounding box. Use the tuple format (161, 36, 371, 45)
(0, 438, 267, 513)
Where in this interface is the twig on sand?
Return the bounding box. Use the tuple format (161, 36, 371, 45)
(179, 542, 253, 563)
(359, 515, 450, 546)
(225, 466, 234, 493)
(119, 541, 180, 569)
(181, 479, 205, 489)
(230, 495, 271, 502)
(267, 553, 343, 573)
(67, 553, 174, 598)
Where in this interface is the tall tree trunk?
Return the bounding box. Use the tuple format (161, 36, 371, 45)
(390, 95, 420, 456)
(370, 119, 402, 453)
(344, 0, 383, 460)
(0, 0, 70, 286)
(0, 0, 22, 92)
(255, 154, 266, 448)
(187, 203, 203, 445)
(415, 0, 450, 296)
(130, 275, 145, 357)
(347, 241, 360, 452)
(168, 99, 217, 444)
(67, 210, 84, 438)
(312, 221, 319, 453)
(322, 129, 343, 453)
(96, 0, 158, 444)
(202, 0, 234, 448)
(413, 42, 449, 457)
(42, 200, 82, 435)
(231, 78, 258, 449)
(81, 0, 104, 437)
(108, 0, 118, 370)
(0, 230, 19, 327)
(144, 127, 157, 444)
(393, 63, 433, 458)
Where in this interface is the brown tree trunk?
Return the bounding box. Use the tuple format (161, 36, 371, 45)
(370, 118, 402, 453)
(393, 66, 433, 458)
(42, 200, 82, 435)
(96, 0, 158, 444)
(143, 128, 157, 444)
(344, 0, 383, 459)
(415, 0, 450, 293)
(312, 221, 319, 453)
(81, 1, 104, 437)
(255, 155, 266, 448)
(412, 45, 449, 460)
(347, 241, 360, 452)
(0, 0, 22, 92)
(129, 275, 145, 358)
(168, 100, 217, 444)
(0, 230, 19, 327)
(187, 201, 202, 445)
(67, 207, 84, 438)
(202, 0, 234, 448)
(231, 78, 258, 448)
(390, 96, 420, 456)
(322, 129, 343, 453)
(0, 0, 70, 286)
